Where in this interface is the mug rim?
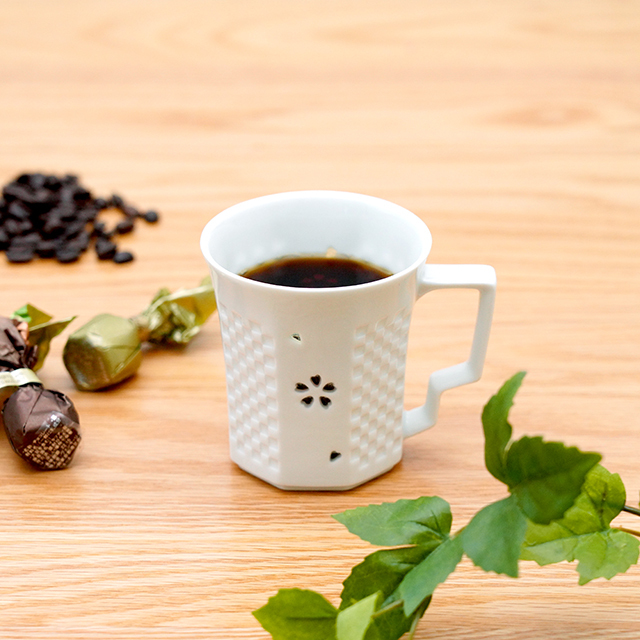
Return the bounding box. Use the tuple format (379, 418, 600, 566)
(200, 190, 432, 292)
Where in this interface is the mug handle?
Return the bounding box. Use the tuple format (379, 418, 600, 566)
(403, 264, 497, 438)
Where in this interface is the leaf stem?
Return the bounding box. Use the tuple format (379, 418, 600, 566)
(622, 504, 640, 517)
(407, 611, 421, 640)
(370, 599, 404, 619)
(407, 596, 432, 640)
(613, 526, 640, 538)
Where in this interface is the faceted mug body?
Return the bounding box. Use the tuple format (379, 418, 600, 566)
(214, 264, 417, 490)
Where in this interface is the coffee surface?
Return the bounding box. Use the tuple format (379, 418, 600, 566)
(242, 255, 391, 288)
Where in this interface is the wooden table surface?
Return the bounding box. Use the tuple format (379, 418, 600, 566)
(1, 1, 639, 637)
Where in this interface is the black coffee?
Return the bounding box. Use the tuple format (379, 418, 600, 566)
(242, 255, 391, 288)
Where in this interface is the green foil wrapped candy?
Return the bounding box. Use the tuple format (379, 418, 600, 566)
(63, 279, 216, 391)
(62, 314, 143, 391)
(135, 279, 217, 346)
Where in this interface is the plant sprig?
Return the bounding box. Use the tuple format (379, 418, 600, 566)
(253, 373, 640, 640)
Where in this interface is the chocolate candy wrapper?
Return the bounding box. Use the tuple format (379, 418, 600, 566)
(0, 315, 81, 470)
(0, 317, 37, 373)
(3, 386, 81, 470)
(63, 278, 216, 391)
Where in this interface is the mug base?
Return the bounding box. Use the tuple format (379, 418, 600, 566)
(235, 460, 400, 492)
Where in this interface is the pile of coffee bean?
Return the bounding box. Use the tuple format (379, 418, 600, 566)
(0, 172, 160, 264)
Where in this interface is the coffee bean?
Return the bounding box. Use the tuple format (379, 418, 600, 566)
(32, 188, 56, 205)
(123, 205, 139, 218)
(59, 205, 79, 222)
(6, 245, 35, 263)
(110, 194, 124, 208)
(6, 250, 34, 263)
(3, 183, 31, 202)
(56, 246, 81, 263)
(113, 250, 134, 264)
(29, 173, 47, 190)
(62, 219, 87, 238)
(73, 189, 92, 204)
(43, 217, 65, 237)
(74, 230, 91, 251)
(91, 221, 108, 238)
(36, 239, 57, 258)
(0, 229, 9, 250)
(95, 237, 117, 260)
(17, 232, 40, 248)
(4, 219, 23, 236)
(7, 201, 30, 220)
(143, 210, 159, 223)
(58, 186, 76, 205)
(115, 219, 134, 234)
(44, 175, 62, 190)
(78, 207, 98, 223)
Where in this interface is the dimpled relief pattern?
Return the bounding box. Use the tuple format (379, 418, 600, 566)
(350, 309, 411, 469)
(218, 305, 279, 471)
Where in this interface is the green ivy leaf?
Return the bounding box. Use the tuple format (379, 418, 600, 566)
(572, 530, 639, 584)
(333, 497, 452, 547)
(523, 528, 639, 585)
(340, 546, 430, 609)
(506, 436, 601, 524)
(481, 371, 600, 524)
(336, 592, 380, 640)
(482, 371, 526, 483)
(340, 546, 431, 640)
(398, 535, 463, 616)
(521, 465, 640, 583)
(461, 495, 527, 577)
(580, 464, 627, 527)
(253, 589, 337, 640)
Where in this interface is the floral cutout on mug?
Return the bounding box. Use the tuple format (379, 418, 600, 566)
(296, 375, 336, 408)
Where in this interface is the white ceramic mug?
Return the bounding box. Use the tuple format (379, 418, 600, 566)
(201, 191, 496, 490)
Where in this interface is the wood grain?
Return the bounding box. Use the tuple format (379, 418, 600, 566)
(0, 1, 639, 637)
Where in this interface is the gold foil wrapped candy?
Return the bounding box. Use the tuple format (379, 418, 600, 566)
(63, 279, 216, 391)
